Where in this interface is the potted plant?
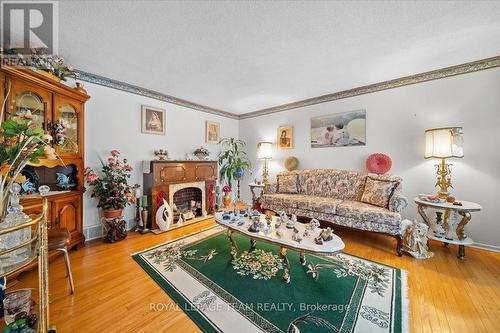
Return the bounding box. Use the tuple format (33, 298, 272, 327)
(84, 150, 138, 218)
(218, 138, 251, 198)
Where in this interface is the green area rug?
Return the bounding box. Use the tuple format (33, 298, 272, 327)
(132, 226, 408, 333)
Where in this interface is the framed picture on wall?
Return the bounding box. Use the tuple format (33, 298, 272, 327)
(206, 121, 220, 144)
(141, 105, 166, 135)
(277, 125, 293, 149)
(311, 109, 366, 148)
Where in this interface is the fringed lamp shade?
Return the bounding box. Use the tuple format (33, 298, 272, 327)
(424, 127, 464, 159)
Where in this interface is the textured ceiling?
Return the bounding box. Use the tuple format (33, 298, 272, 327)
(58, 1, 500, 115)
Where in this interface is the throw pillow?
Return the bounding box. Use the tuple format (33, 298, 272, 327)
(360, 177, 399, 208)
(277, 174, 299, 194)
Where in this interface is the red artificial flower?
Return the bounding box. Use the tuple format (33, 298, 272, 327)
(110, 149, 120, 156)
(222, 185, 232, 193)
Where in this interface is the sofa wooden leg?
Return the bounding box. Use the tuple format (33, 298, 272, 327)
(396, 235, 403, 256)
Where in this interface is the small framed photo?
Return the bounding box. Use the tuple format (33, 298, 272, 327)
(141, 105, 166, 135)
(206, 121, 220, 144)
(277, 125, 293, 150)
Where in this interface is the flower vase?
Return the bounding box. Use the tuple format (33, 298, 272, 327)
(223, 194, 232, 208)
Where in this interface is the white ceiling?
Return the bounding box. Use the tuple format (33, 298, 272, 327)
(59, 1, 500, 115)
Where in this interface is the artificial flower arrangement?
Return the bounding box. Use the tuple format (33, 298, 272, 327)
(84, 150, 139, 216)
(3, 48, 79, 81)
(0, 90, 46, 215)
(222, 185, 232, 194)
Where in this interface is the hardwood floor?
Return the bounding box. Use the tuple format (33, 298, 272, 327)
(8, 219, 500, 333)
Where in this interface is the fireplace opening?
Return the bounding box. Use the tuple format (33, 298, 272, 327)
(172, 187, 203, 223)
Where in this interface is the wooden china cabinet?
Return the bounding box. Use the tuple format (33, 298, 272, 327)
(1, 65, 89, 250)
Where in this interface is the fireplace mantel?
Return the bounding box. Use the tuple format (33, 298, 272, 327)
(143, 160, 218, 230)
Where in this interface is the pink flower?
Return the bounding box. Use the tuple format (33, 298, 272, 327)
(107, 157, 115, 164)
(86, 173, 98, 183)
(112, 164, 122, 170)
(123, 164, 133, 171)
(110, 150, 120, 157)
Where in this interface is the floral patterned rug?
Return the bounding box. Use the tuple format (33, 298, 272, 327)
(132, 226, 408, 333)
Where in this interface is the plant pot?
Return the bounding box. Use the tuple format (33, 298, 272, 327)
(222, 194, 232, 208)
(103, 209, 123, 219)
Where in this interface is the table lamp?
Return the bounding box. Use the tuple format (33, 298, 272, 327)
(424, 127, 464, 199)
(257, 141, 273, 184)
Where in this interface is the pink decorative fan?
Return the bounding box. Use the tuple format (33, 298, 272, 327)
(366, 153, 392, 174)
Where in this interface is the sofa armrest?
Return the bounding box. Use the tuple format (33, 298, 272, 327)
(389, 193, 408, 213)
(264, 182, 277, 194)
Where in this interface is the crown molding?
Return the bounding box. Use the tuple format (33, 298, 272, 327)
(76, 56, 500, 121)
(239, 55, 500, 119)
(76, 70, 239, 120)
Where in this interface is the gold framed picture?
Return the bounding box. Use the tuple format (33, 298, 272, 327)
(277, 125, 293, 150)
(206, 121, 220, 144)
(141, 105, 166, 135)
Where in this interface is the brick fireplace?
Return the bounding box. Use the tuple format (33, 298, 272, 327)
(170, 181, 206, 224)
(143, 160, 217, 231)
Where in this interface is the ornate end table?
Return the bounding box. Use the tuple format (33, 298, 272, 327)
(414, 198, 482, 259)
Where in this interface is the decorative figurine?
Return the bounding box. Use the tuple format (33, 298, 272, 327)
(308, 218, 320, 231)
(285, 214, 295, 229)
(292, 227, 302, 243)
(193, 146, 210, 160)
(303, 229, 310, 238)
(222, 212, 231, 220)
(154, 149, 169, 160)
(43, 145, 57, 160)
(248, 219, 260, 233)
(314, 236, 323, 245)
(55, 173, 76, 190)
(318, 227, 334, 241)
(155, 198, 173, 231)
(401, 219, 434, 259)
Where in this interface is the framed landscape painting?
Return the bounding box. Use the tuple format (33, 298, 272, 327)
(277, 125, 293, 149)
(141, 105, 166, 135)
(206, 121, 220, 144)
(311, 110, 366, 148)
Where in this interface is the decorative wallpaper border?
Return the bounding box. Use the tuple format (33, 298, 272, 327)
(76, 70, 239, 119)
(239, 55, 500, 119)
(77, 56, 500, 120)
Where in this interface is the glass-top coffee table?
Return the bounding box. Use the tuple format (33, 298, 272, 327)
(215, 212, 345, 283)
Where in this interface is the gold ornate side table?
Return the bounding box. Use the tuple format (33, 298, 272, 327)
(414, 198, 482, 259)
(248, 183, 265, 209)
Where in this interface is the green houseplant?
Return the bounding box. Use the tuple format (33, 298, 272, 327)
(218, 138, 251, 205)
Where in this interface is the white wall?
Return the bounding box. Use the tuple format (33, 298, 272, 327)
(239, 68, 500, 250)
(81, 82, 239, 234)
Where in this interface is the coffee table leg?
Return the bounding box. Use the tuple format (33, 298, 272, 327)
(299, 251, 306, 266)
(227, 229, 237, 259)
(250, 238, 256, 251)
(280, 246, 290, 284)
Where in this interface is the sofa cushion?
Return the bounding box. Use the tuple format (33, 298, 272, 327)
(360, 177, 399, 208)
(336, 200, 401, 225)
(292, 195, 342, 214)
(300, 169, 366, 200)
(262, 193, 299, 209)
(277, 174, 299, 193)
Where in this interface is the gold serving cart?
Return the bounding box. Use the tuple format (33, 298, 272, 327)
(1, 198, 54, 332)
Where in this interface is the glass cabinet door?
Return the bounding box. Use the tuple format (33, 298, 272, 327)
(54, 94, 82, 158)
(8, 79, 52, 131)
(57, 104, 79, 153)
(15, 91, 46, 130)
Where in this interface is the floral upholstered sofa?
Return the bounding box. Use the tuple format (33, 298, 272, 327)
(262, 169, 408, 255)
